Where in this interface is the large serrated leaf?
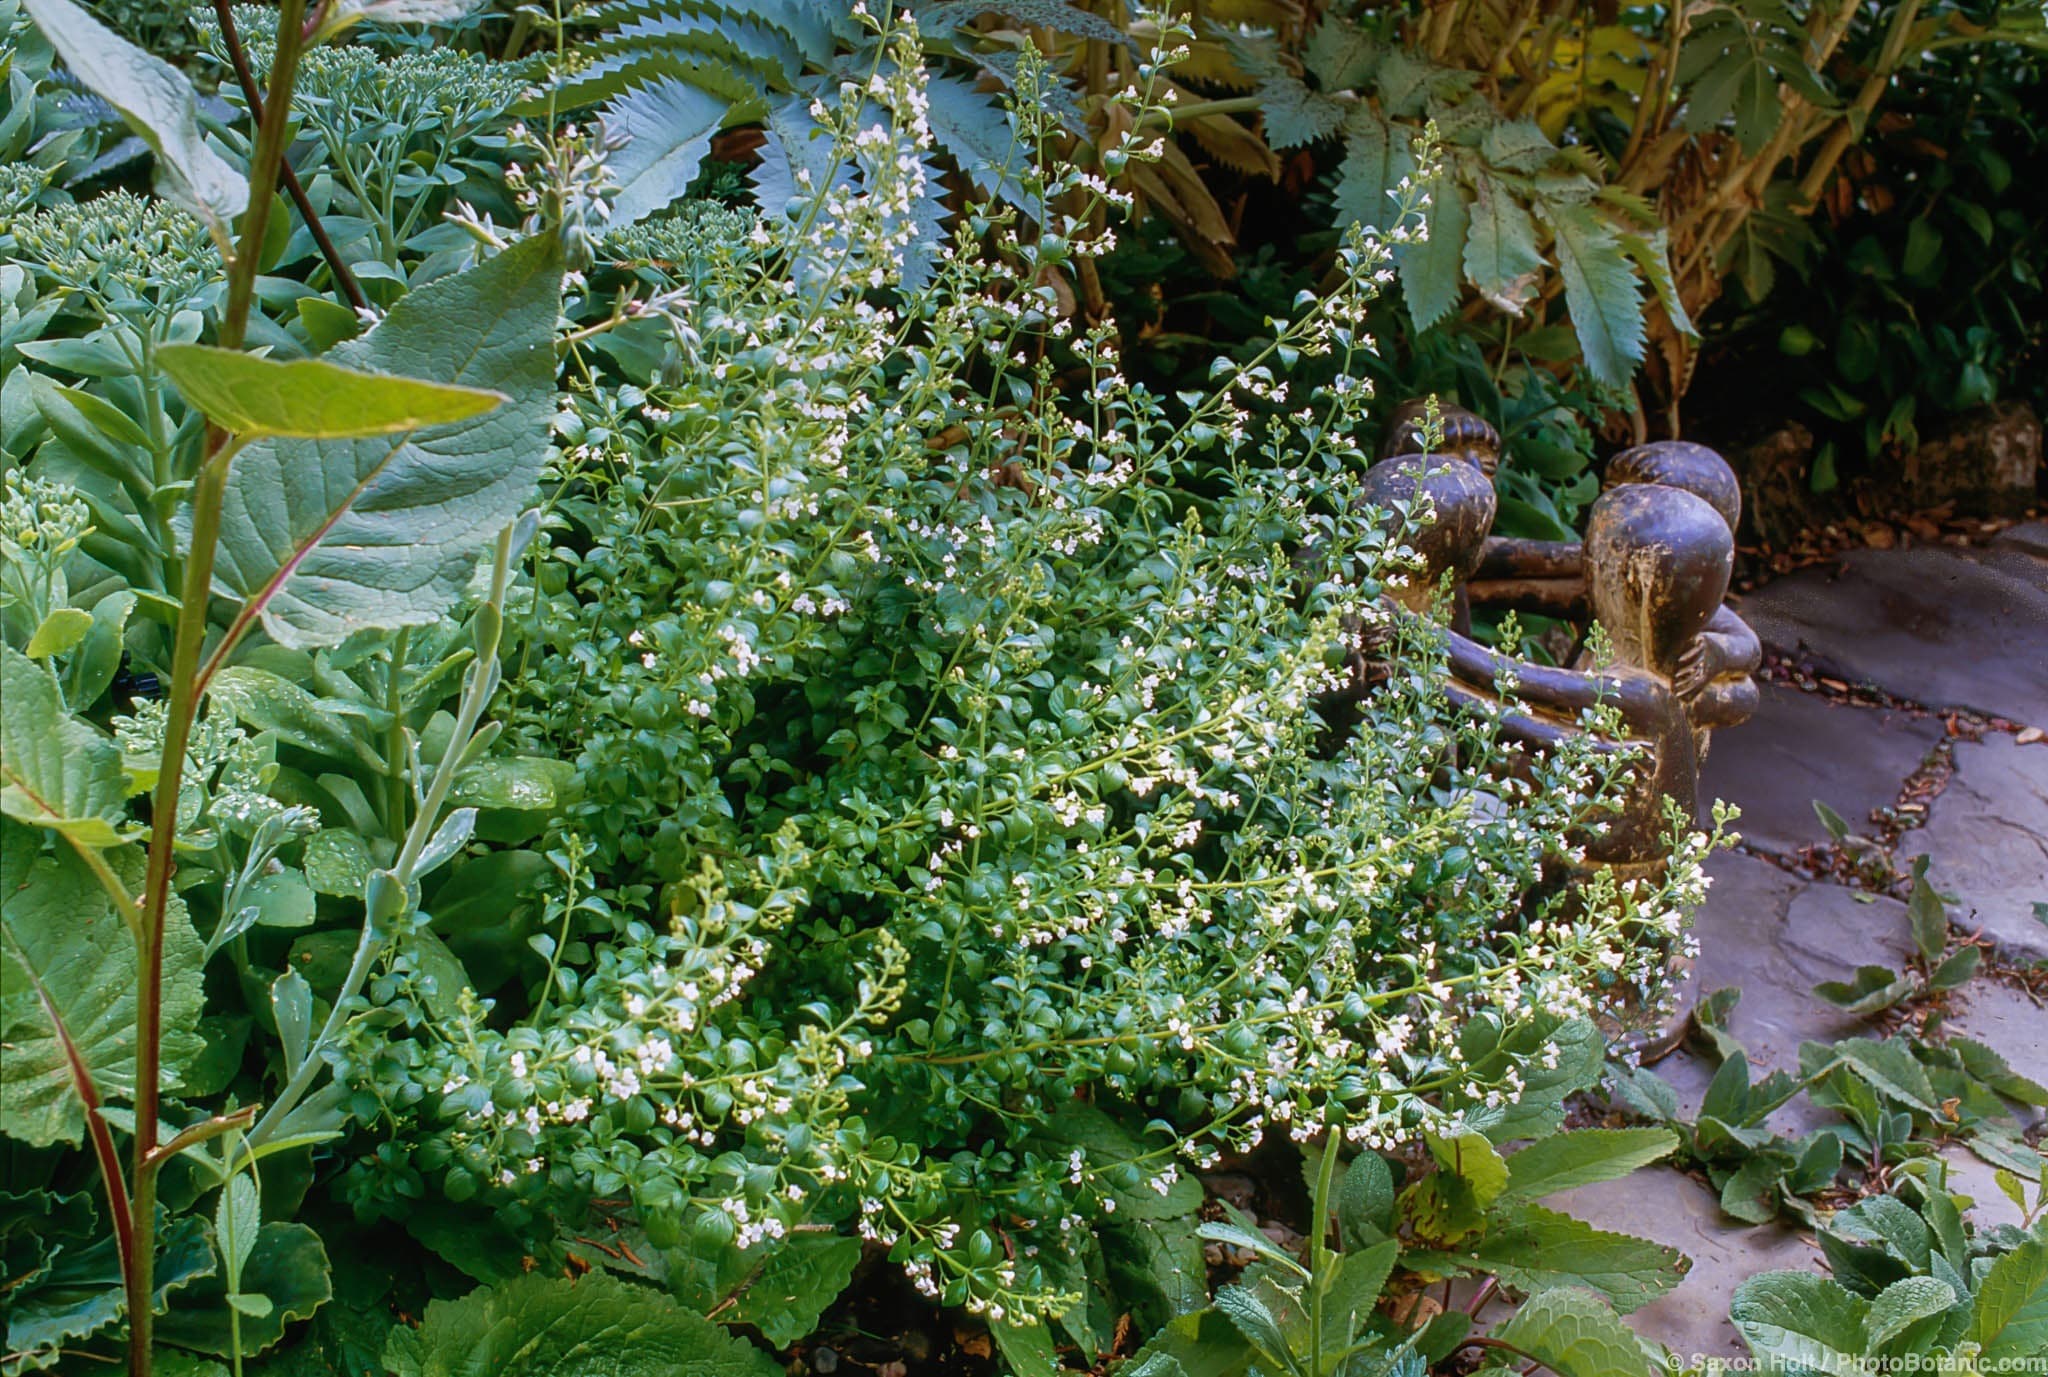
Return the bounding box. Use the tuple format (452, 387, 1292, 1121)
(1456, 1203, 1688, 1314)
(1492, 1286, 1650, 1377)
(1730, 1271, 1870, 1372)
(925, 72, 1030, 213)
(208, 234, 562, 651)
(1464, 172, 1544, 315)
(604, 78, 735, 229)
(382, 1272, 781, 1377)
(21, 0, 247, 237)
(1539, 201, 1644, 388)
(1257, 76, 1346, 149)
(1400, 171, 1469, 331)
(1333, 106, 1415, 233)
(0, 644, 127, 847)
(159, 346, 505, 439)
(1969, 1238, 2048, 1364)
(0, 822, 204, 1146)
(721, 1234, 859, 1346)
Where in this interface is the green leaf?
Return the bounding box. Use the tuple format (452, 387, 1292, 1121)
(2, 1214, 215, 1371)
(1862, 1276, 1955, 1351)
(1924, 945, 1979, 992)
(1106, 1215, 1209, 1332)
(1464, 172, 1544, 315)
(1813, 966, 1916, 1015)
(1538, 202, 1645, 388)
(1401, 173, 1469, 332)
(0, 643, 128, 847)
(1618, 229, 1696, 336)
(1969, 1238, 2048, 1364)
(1501, 1129, 1678, 1203)
(207, 666, 380, 769)
(0, 823, 204, 1146)
(1906, 869, 1948, 964)
(303, 829, 376, 899)
(991, 1320, 1064, 1377)
(1037, 1102, 1204, 1218)
(720, 1237, 856, 1344)
(1333, 106, 1415, 233)
(1491, 1286, 1651, 1377)
(158, 346, 505, 440)
(602, 79, 733, 230)
(20, 0, 247, 237)
(1214, 1280, 1302, 1376)
(1830, 1038, 1940, 1116)
(1481, 119, 1557, 172)
(1456, 1203, 1688, 1314)
(1258, 76, 1347, 149)
(1303, 15, 1382, 87)
(448, 756, 579, 813)
(1730, 1272, 1871, 1374)
(318, 0, 486, 37)
(1323, 1239, 1398, 1325)
(157, 1223, 333, 1358)
(24, 607, 92, 660)
(1951, 1036, 2048, 1107)
(208, 234, 563, 651)
(382, 1272, 781, 1377)
(1337, 1150, 1394, 1250)
(1127, 1309, 1252, 1377)
(217, 1175, 262, 1283)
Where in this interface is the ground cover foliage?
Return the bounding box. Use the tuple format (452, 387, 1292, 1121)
(2, 2, 2045, 1376)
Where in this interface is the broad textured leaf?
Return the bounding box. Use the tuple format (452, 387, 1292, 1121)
(304, 829, 375, 899)
(1303, 15, 1381, 88)
(159, 346, 504, 439)
(1105, 1215, 1209, 1332)
(1464, 172, 1544, 315)
(926, 73, 1030, 213)
(1539, 201, 1644, 388)
(382, 1272, 781, 1377)
(209, 233, 563, 650)
(1037, 1102, 1203, 1218)
(1338, 1150, 1394, 1249)
(1906, 870, 1948, 964)
(0, 644, 126, 847)
(1482, 119, 1557, 172)
(1862, 1276, 1954, 1351)
(990, 1320, 1061, 1377)
(0, 822, 204, 1145)
(207, 666, 378, 767)
(1813, 965, 1916, 1015)
(1830, 1038, 1940, 1115)
(325, 0, 486, 29)
(1618, 229, 1696, 336)
(1401, 172, 1469, 331)
(605, 79, 732, 229)
(1730, 1272, 1870, 1373)
(1332, 106, 1414, 233)
(1127, 1309, 1251, 1377)
(1492, 1286, 1650, 1377)
(1969, 1238, 2048, 1364)
(1458, 1203, 1688, 1314)
(449, 756, 579, 812)
(1257, 76, 1346, 149)
(157, 1223, 333, 1358)
(21, 0, 247, 235)
(2, 1214, 215, 1371)
(1501, 1129, 1679, 1203)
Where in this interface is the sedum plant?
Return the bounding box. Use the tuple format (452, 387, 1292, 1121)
(332, 15, 1724, 1346)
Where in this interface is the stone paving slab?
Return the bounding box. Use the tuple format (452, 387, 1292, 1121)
(1700, 686, 1941, 855)
(1897, 734, 2048, 963)
(1548, 1170, 1820, 1360)
(1735, 547, 2048, 726)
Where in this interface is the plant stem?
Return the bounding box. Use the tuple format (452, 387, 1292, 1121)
(131, 4, 308, 1369)
(211, 0, 368, 314)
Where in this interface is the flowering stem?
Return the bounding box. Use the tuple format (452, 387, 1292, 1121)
(130, 4, 307, 1370)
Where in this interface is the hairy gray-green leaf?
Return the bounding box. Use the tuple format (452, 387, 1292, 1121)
(1730, 1272, 1870, 1372)
(0, 822, 204, 1145)
(158, 346, 505, 439)
(21, 0, 247, 236)
(721, 1234, 860, 1346)
(382, 1272, 781, 1377)
(1969, 1238, 2048, 1365)
(208, 234, 563, 650)
(1491, 1286, 1650, 1377)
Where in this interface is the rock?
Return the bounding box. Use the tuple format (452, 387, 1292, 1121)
(1899, 401, 2041, 518)
(1994, 520, 2048, 561)
(1898, 734, 2048, 963)
(1736, 547, 2048, 726)
(1700, 686, 1940, 855)
(1546, 1169, 1820, 1360)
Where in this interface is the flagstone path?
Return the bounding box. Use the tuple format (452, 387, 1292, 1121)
(1555, 520, 2048, 1359)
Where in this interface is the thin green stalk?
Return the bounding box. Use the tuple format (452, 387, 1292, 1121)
(130, 3, 308, 1369)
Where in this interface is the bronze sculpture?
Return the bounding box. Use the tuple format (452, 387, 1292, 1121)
(1352, 406, 1762, 1049)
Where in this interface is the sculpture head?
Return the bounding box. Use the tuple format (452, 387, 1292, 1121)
(1379, 399, 1501, 477)
(1584, 484, 1731, 678)
(1604, 441, 1741, 534)
(1359, 451, 1497, 608)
